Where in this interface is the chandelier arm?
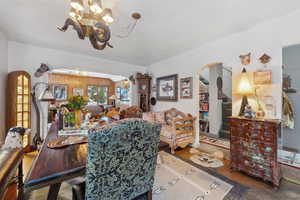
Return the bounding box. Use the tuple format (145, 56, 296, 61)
(89, 33, 108, 50)
(57, 18, 85, 40)
(93, 22, 111, 42)
(113, 20, 138, 38)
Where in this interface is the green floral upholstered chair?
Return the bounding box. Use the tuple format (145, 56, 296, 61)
(83, 118, 161, 200)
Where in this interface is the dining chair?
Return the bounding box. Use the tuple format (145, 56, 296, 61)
(72, 118, 161, 200)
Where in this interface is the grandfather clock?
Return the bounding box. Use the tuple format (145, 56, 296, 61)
(136, 73, 152, 112)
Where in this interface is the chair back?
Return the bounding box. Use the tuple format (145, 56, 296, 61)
(86, 119, 161, 200)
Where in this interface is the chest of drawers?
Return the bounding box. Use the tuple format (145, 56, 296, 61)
(229, 117, 281, 187)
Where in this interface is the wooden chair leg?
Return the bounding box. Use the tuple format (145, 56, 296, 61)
(72, 182, 85, 200)
(147, 190, 152, 200)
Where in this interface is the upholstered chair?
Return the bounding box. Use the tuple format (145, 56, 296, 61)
(73, 119, 161, 200)
(120, 106, 143, 119)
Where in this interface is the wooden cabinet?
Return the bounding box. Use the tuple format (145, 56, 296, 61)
(136, 73, 152, 112)
(229, 117, 281, 187)
(6, 71, 31, 150)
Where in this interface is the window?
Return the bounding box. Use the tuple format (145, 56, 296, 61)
(87, 85, 109, 105)
(117, 87, 129, 102)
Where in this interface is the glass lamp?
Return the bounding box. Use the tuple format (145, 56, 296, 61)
(39, 86, 55, 102)
(237, 68, 253, 116)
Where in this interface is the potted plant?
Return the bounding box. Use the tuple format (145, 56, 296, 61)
(66, 96, 88, 128)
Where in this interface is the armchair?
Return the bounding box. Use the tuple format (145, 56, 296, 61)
(73, 119, 161, 200)
(143, 108, 196, 154)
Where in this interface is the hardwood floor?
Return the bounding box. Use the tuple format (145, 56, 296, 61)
(22, 147, 300, 200)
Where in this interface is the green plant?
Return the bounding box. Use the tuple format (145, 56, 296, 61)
(64, 112, 75, 125)
(67, 95, 88, 111)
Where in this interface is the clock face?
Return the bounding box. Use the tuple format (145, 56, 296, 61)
(141, 84, 147, 90)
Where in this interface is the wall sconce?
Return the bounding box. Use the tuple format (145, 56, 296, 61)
(237, 68, 253, 116)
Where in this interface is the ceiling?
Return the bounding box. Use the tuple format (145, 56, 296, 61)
(1, 0, 300, 66)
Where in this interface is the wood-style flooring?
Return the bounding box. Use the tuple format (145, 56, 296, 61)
(23, 147, 300, 200)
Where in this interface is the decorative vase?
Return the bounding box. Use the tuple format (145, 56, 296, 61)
(256, 107, 265, 119)
(75, 110, 81, 128)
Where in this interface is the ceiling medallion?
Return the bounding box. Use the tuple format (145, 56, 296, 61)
(58, 0, 141, 50)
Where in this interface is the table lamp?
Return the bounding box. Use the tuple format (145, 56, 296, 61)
(109, 94, 117, 107)
(32, 83, 55, 148)
(237, 68, 253, 116)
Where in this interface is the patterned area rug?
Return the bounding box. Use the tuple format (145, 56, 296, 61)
(29, 151, 247, 200)
(153, 151, 232, 200)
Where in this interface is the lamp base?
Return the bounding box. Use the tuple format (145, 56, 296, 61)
(239, 96, 248, 116)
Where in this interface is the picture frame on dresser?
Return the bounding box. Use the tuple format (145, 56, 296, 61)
(156, 74, 178, 101)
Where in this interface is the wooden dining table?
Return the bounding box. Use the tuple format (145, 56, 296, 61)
(24, 122, 88, 200)
(24, 121, 169, 200)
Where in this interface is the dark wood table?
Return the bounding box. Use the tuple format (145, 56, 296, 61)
(25, 122, 168, 200)
(24, 123, 87, 200)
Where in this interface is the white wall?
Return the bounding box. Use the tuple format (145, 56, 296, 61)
(0, 32, 8, 144)
(148, 9, 300, 140)
(209, 64, 223, 136)
(8, 42, 146, 139)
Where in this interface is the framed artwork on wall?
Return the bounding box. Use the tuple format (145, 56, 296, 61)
(73, 88, 84, 96)
(52, 84, 68, 101)
(156, 74, 178, 101)
(180, 77, 193, 99)
(254, 70, 272, 84)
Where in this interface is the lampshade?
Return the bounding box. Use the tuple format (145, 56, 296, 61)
(237, 68, 253, 95)
(39, 86, 55, 102)
(109, 94, 117, 100)
(122, 79, 130, 89)
(70, 0, 84, 11)
(89, 0, 103, 14)
(102, 8, 114, 24)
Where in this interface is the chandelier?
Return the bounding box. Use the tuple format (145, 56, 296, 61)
(58, 0, 141, 50)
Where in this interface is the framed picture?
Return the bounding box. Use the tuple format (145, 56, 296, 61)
(52, 84, 68, 101)
(156, 74, 178, 101)
(180, 77, 193, 99)
(73, 88, 84, 96)
(254, 70, 272, 84)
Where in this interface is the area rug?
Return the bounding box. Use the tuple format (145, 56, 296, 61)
(28, 151, 244, 200)
(153, 151, 232, 200)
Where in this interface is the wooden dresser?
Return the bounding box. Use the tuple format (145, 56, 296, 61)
(229, 117, 282, 187)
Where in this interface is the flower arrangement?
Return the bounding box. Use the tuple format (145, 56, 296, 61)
(66, 96, 88, 111)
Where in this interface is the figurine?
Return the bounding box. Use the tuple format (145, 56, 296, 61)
(244, 105, 255, 118)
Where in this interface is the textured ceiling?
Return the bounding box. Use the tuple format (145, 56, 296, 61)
(1, 0, 300, 66)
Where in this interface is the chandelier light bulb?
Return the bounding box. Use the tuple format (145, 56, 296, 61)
(70, 0, 84, 11)
(69, 8, 77, 18)
(102, 8, 114, 24)
(90, 4, 103, 14)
